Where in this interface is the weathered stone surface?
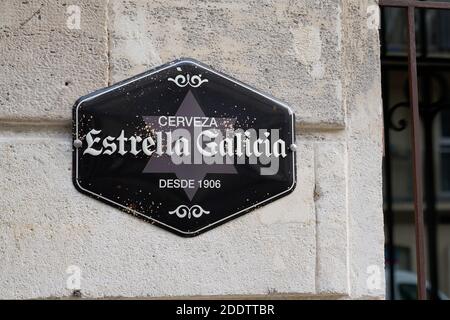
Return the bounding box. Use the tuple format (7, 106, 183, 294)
(0, 134, 315, 298)
(0, 0, 108, 121)
(342, 0, 385, 299)
(314, 142, 349, 295)
(0, 0, 385, 300)
(108, 0, 345, 128)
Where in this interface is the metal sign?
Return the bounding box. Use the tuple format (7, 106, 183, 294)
(73, 58, 296, 236)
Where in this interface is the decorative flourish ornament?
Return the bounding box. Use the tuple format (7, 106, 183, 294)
(168, 67, 209, 88)
(169, 205, 210, 219)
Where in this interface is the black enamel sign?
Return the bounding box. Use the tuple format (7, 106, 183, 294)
(73, 58, 296, 236)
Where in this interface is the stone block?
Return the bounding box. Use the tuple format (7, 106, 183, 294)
(0, 0, 108, 121)
(0, 134, 316, 298)
(108, 0, 345, 128)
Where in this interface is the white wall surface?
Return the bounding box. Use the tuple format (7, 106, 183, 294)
(0, 0, 385, 299)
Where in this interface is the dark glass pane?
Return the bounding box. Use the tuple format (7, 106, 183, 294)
(440, 149, 450, 192)
(398, 284, 437, 300)
(399, 284, 417, 300)
(383, 69, 414, 203)
(426, 6, 450, 58)
(382, 8, 422, 57)
(442, 109, 450, 137)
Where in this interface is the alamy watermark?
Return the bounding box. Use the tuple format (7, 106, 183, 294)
(366, 264, 383, 292)
(66, 265, 82, 292)
(66, 5, 81, 30)
(367, 5, 380, 30)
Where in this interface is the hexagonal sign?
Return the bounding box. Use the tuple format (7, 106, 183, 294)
(73, 58, 296, 237)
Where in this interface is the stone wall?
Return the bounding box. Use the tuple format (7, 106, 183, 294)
(0, 0, 385, 299)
